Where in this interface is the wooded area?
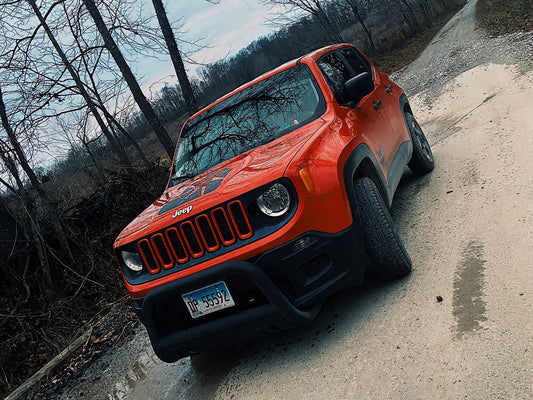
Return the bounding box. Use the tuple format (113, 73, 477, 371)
(0, 0, 465, 396)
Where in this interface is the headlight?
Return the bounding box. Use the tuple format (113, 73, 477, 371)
(257, 183, 291, 217)
(121, 250, 143, 272)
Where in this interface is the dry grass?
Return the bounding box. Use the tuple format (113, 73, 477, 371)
(373, 2, 467, 74)
(476, 0, 533, 36)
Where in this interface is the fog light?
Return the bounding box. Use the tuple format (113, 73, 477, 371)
(293, 235, 316, 253)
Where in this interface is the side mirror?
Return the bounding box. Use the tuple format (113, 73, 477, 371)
(344, 72, 374, 105)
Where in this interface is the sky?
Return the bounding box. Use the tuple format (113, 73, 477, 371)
(139, 0, 281, 94)
(0, 0, 285, 169)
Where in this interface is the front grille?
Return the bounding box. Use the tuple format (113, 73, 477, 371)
(137, 200, 253, 274)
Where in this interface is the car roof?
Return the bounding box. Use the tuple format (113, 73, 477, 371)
(187, 43, 354, 123)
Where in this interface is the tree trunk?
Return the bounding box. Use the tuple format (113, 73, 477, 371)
(397, 0, 422, 32)
(346, 0, 376, 52)
(0, 147, 24, 191)
(314, 2, 344, 43)
(100, 106, 151, 169)
(81, 138, 107, 183)
(0, 153, 54, 293)
(152, 0, 198, 115)
(82, 0, 176, 158)
(0, 83, 75, 267)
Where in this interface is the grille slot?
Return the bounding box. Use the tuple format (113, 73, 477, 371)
(138, 239, 160, 274)
(136, 200, 253, 274)
(228, 201, 253, 239)
(196, 215, 220, 252)
(181, 221, 204, 258)
(165, 228, 189, 263)
(151, 233, 174, 269)
(212, 208, 236, 245)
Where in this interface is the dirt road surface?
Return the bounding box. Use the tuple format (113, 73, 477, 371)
(51, 1, 533, 399)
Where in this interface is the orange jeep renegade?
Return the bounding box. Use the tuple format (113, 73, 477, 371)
(114, 44, 434, 362)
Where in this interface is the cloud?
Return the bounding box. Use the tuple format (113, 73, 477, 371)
(139, 0, 280, 94)
(168, 0, 274, 62)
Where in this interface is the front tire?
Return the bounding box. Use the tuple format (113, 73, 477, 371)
(354, 177, 412, 280)
(406, 113, 434, 175)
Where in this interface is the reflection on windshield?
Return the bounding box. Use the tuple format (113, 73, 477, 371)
(171, 65, 324, 184)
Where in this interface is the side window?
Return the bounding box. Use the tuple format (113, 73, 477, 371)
(317, 53, 353, 105)
(318, 48, 374, 106)
(339, 48, 371, 76)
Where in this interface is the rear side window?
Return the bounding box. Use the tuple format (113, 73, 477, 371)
(318, 47, 373, 106)
(339, 48, 371, 76)
(318, 53, 353, 105)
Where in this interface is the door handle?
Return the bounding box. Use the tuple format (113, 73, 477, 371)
(386, 85, 393, 93)
(373, 100, 382, 110)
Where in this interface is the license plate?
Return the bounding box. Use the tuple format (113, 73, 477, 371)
(181, 281, 235, 319)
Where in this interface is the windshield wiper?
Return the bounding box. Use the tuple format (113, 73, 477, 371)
(169, 173, 197, 186)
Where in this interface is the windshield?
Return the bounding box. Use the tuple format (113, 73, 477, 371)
(171, 64, 324, 184)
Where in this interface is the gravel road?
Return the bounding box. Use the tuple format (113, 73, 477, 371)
(51, 1, 533, 399)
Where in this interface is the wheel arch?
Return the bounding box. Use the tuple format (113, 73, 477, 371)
(343, 144, 391, 215)
(400, 93, 413, 130)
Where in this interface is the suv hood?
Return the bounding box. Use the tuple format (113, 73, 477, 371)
(115, 119, 325, 246)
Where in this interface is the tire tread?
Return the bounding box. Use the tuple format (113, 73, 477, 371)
(406, 113, 434, 175)
(354, 177, 412, 280)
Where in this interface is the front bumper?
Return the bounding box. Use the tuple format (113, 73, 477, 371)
(137, 225, 367, 362)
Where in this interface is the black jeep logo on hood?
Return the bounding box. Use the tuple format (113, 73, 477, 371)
(158, 168, 231, 216)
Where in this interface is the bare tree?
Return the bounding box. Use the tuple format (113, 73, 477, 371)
(82, 0, 175, 158)
(25, 0, 136, 170)
(340, 0, 376, 51)
(0, 83, 74, 271)
(392, 0, 422, 32)
(61, 1, 151, 169)
(261, 0, 344, 43)
(0, 162, 52, 294)
(151, 0, 198, 115)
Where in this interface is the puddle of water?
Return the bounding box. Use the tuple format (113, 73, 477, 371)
(103, 352, 198, 400)
(453, 240, 487, 337)
(101, 345, 249, 400)
(109, 360, 149, 400)
(183, 346, 249, 400)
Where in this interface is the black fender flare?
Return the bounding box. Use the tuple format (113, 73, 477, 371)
(399, 93, 413, 132)
(343, 143, 391, 217)
(343, 94, 413, 218)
